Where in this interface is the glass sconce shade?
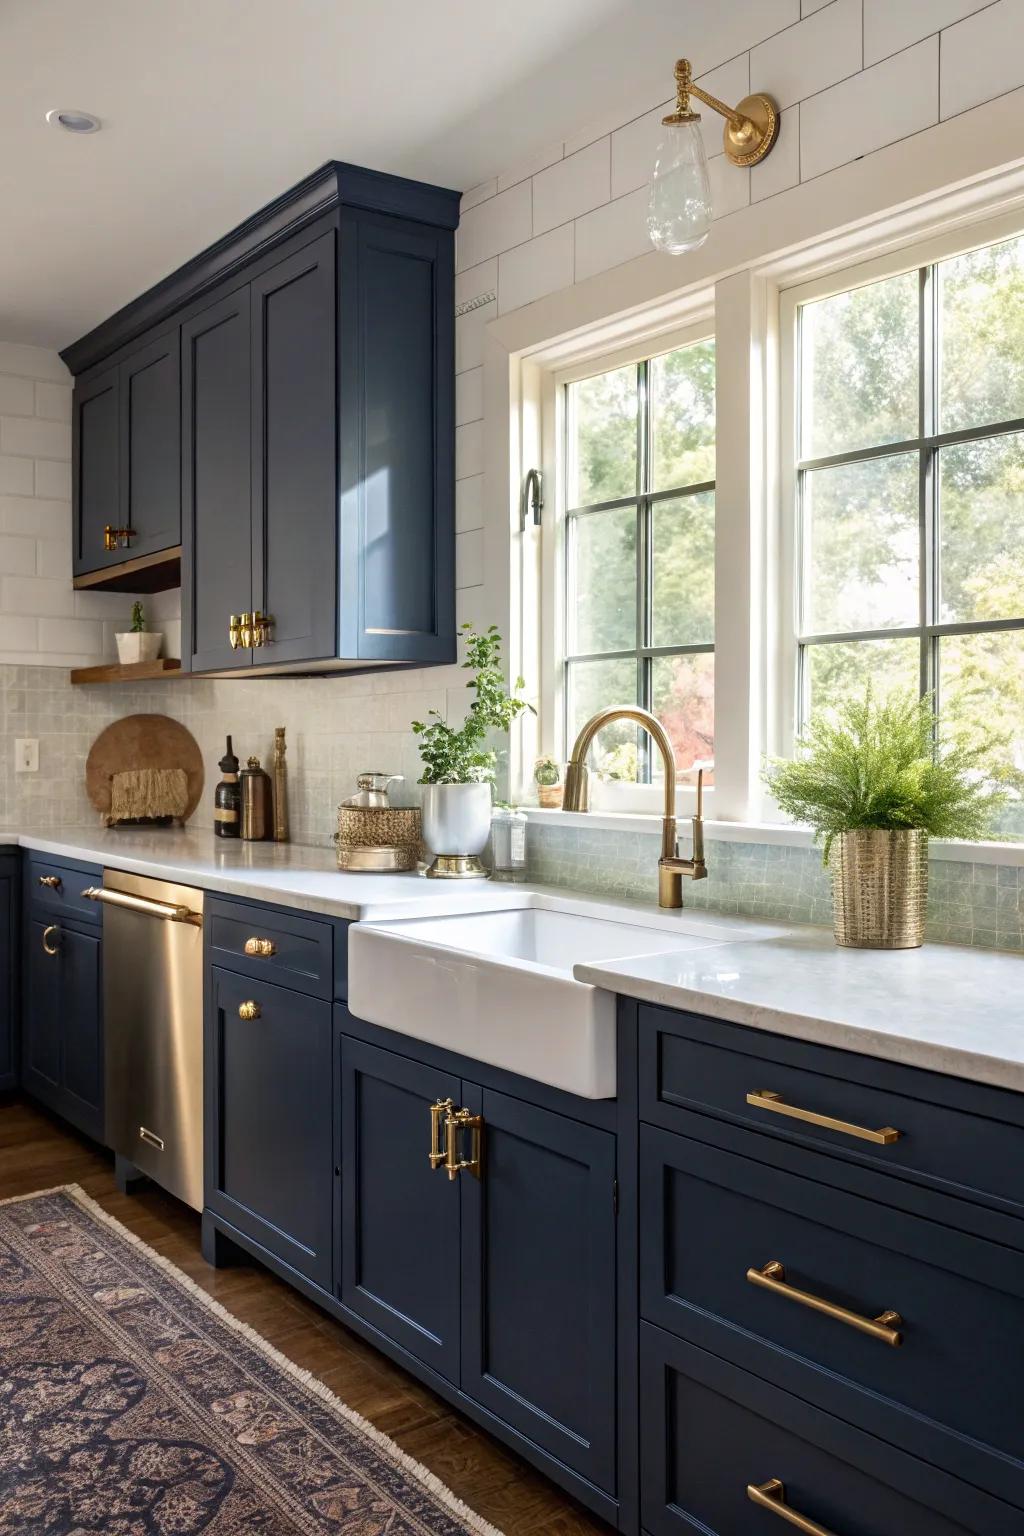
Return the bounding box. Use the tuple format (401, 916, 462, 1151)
(647, 119, 712, 254)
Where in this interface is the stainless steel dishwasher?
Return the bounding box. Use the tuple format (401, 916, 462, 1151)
(84, 870, 205, 1210)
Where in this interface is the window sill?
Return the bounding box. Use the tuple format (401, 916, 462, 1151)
(522, 806, 1024, 865)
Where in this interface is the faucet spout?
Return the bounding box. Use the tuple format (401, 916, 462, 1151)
(562, 705, 708, 908)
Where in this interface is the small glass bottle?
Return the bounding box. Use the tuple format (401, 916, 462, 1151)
(214, 736, 241, 839)
(490, 806, 527, 882)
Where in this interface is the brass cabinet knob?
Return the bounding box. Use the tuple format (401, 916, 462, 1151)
(243, 936, 276, 958)
(238, 1000, 261, 1021)
(37, 875, 62, 891)
(41, 924, 60, 956)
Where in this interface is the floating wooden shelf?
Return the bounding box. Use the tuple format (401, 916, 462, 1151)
(72, 547, 182, 594)
(70, 658, 183, 686)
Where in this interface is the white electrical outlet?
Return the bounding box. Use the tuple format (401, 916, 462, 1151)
(15, 738, 39, 773)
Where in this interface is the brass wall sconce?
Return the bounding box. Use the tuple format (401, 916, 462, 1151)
(648, 58, 780, 255)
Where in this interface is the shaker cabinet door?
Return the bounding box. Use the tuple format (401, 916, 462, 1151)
(251, 231, 337, 666)
(22, 920, 103, 1144)
(459, 1086, 618, 1492)
(119, 329, 181, 562)
(72, 365, 120, 576)
(182, 288, 253, 673)
(0, 872, 15, 1090)
(338, 1030, 462, 1383)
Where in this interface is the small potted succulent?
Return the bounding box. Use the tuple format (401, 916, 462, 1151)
(413, 624, 532, 878)
(115, 601, 163, 665)
(533, 755, 563, 809)
(763, 689, 1003, 949)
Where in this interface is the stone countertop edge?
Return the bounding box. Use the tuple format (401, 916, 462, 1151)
(574, 929, 1024, 1095)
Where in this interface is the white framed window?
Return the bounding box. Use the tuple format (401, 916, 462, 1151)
(535, 324, 717, 813)
(780, 220, 1024, 838)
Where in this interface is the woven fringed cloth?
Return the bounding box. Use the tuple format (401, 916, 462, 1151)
(106, 767, 188, 825)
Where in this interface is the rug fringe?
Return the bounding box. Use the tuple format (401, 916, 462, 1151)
(3, 1182, 508, 1536)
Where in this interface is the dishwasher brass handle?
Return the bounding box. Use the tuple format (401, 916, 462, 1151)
(445, 1107, 483, 1181)
(238, 1000, 261, 1021)
(429, 1098, 454, 1169)
(37, 875, 62, 891)
(747, 1260, 903, 1346)
(747, 1089, 900, 1145)
(81, 887, 202, 926)
(244, 936, 276, 957)
(748, 1479, 840, 1535)
(41, 924, 60, 956)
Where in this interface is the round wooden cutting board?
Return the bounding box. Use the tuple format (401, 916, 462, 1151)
(85, 714, 204, 823)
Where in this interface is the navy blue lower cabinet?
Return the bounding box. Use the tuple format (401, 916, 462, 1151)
(21, 916, 103, 1142)
(639, 1322, 1018, 1535)
(338, 1034, 462, 1382)
(205, 966, 333, 1289)
(0, 854, 17, 1090)
(460, 1085, 618, 1494)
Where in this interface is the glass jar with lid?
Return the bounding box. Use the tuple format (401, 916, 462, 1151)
(490, 806, 527, 882)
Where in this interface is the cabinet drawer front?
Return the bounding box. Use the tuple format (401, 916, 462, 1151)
(640, 1323, 1016, 1536)
(206, 968, 333, 1288)
(641, 1123, 1024, 1489)
(207, 898, 332, 997)
(27, 857, 102, 926)
(639, 1004, 1024, 1219)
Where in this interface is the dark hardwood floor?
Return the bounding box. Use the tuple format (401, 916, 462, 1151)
(0, 1094, 611, 1536)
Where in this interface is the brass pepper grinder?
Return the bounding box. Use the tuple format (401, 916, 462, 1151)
(273, 726, 289, 843)
(240, 756, 272, 841)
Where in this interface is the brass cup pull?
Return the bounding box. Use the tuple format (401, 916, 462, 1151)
(41, 924, 60, 957)
(238, 1000, 261, 1021)
(429, 1098, 454, 1169)
(747, 1260, 902, 1346)
(747, 1089, 900, 1146)
(243, 937, 276, 958)
(37, 875, 62, 890)
(747, 1478, 840, 1536)
(445, 1106, 483, 1181)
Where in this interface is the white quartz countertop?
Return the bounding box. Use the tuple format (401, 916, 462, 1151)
(7, 824, 1024, 1094)
(575, 930, 1024, 1094)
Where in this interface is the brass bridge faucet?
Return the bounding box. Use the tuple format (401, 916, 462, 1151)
(562, 706, 708, 909)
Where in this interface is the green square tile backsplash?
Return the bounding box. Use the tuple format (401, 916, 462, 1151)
(526, 820, 1024, 952)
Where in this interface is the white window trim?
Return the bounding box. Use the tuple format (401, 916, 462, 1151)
(482, 120, 1024, 852)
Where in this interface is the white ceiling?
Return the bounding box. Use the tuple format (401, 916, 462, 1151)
(0, 0, 760, 352)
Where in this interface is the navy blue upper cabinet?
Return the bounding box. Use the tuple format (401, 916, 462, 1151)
(64, 162, 459, 672)
(0, 854, 17, 1092)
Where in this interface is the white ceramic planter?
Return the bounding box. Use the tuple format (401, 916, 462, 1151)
(115, 631, 163, 665)
(421, 782, 492, 858)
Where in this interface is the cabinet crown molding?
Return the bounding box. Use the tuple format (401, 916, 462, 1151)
(61, 160, 461, 377)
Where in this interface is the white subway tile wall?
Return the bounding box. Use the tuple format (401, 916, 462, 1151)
(2, 0, 1024, 948)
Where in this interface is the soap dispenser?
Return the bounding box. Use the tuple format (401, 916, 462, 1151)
(214, 736, 241, 839)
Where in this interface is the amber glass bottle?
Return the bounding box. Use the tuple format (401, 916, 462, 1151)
(214, 736, 241, 839)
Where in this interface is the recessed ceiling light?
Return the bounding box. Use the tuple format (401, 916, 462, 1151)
(45, 108, 101, 134)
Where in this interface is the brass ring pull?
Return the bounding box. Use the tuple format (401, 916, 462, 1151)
(747, 1089, 900, 1145)
(37, 875, 62, 891)
(243, 937, 276, 958)
(445, 1106, 483, 1181)
(429, 1098, 454, 1170)
(747, 1260, 902, 1346)
(41, 924, 60, 956)
(238, 1001, 261, 1021)
(747, 1478, 840, 1535)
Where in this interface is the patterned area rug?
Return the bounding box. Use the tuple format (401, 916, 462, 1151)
(0, 1185, 502, 1534)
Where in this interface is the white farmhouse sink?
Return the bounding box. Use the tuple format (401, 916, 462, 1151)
(348, 899, 741, 1099)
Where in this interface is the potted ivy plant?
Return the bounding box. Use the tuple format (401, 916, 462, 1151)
(763, 689, 1003, 949)
(115, 601, 163, 665)
(412, 624, 532, 878)
(533, 755, 563, 809)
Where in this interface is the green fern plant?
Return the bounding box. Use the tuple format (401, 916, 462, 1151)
(763, 688, 1004, 863)
(412, 624, 533, 785)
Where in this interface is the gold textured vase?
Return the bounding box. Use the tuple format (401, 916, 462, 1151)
(831, 829, 928, 949)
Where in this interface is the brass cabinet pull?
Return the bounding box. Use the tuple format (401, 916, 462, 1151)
(229, 614, 243, 650)
(747, 1089, 900, 1145)
(251, 610, 274, 647)
(37, 875, 62, 890)
(747, 1478, 840, 1535)
(445, 1106, 484, 1181)
(104, 524, 135, 552)
(747, 1260, 903, 1346)
(41, 924, 60, 956)
(238, 1000, 261, 1021)
(243, 937, 276, 958)
(239, 612, 254, 649)
(429, 1098, 454, 1170)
